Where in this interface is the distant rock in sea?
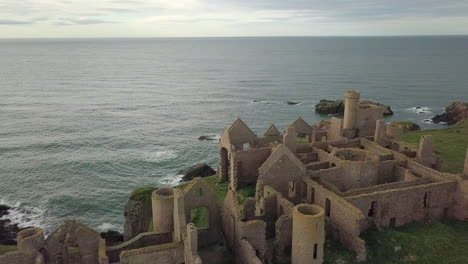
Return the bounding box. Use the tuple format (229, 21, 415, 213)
(432, 102, 468, 125)
(315, 99, 393, 116)
(180, 163, 216, 182)
(100, 230, 124, 246)
(198, 135, 220, 141)
(287, 101, 301, 105)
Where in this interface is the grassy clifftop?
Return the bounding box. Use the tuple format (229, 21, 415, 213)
(401, 119, 468, 173)
(326, 120, 468, 263)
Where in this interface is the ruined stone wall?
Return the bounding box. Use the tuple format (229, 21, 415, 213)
(256, 135, 282, 147)
(356, 106, 384, 137)
(233, 147, 271, 188)
(303, 177, 368, 262)
(453, 179, 468, 220)
(119, 242, 184, 264)
(342, 177, 432, 197)
(0, 252, 26, 264)
(274, 215, 292, 264)
(346, 181, 458, 227)
(360, 138, 408, 164)
(237, 239, 263, 264)
(377, 160, 396, 184)
(407, 160, 459, 182)
(106, 232, 172, 263)
(239, 220, 267, 261)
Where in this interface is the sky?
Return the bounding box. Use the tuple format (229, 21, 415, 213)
(1, 0, 468, 38)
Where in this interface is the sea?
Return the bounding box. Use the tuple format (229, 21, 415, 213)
(1, 36, 467, 233)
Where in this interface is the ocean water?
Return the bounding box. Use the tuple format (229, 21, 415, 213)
(1, 36, 467, 233)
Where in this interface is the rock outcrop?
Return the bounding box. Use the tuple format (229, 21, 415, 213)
(100, 230, 124, 246)
(123, 187, 155, 241)
(181, 163, 216, 182)
(0, 205, 22, 245)
(432, 102, 468, 125)
(390, 121, 421, 132)
(315, 99, 393, 116)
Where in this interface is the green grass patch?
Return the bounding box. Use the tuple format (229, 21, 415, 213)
(401, 119, 468, 173)
(297, 136, 309, 144)
(191, 207, 209, 229)
(324, 220, 468, 264)
(130, 186, 156, 203)
(175, 175, 229, 205)
(0, 245, 17, 256)
(204, 175, 229, 205)
(236, 185, 256, 204)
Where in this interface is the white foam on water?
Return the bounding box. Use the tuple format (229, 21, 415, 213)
(142, 149, 177, 162)
(423, 119, 433, 124)
(97, 222, 119, 231)
(159, 173, 184, 186)
(0, 198, 47, 229)
(406, 106, 433, 114)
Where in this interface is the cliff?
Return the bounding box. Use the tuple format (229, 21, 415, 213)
(123, 187, 155, 241)
(432, 102, 468, 125)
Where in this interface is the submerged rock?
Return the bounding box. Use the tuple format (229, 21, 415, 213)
(181, 163, 216, 182)
(198, 135, 219, 141)
(315, 99, 393, 116)
(432, 102, 468, 125)
(390, 121, 421, 132)
(287, 101, 301, 105)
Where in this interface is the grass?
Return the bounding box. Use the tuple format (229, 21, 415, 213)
(236, 185, 256, 204)
(297, 136, 309, 144)
(129, 186, 156, 204)
(191, 207, 209, 229)
(204, 175, 229, 205)
(325, 220, 468, 264)
(401, 119, 468, 173)
(0, 245, 17, 256)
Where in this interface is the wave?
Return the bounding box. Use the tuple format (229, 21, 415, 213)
(159, 173, 184, 186)
(406, 106, 433, 114)
(0, 198, 48, 229)
(97, 222, 119, 232)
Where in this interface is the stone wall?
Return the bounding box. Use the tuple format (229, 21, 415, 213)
(0, 252, 25, 264)
(120, 242, 184, 264)
(345, 181, 458, 227)
(233, 147, 272, 188)
(303, 177, 368, 262)
(106, 232, 172, 263)
(407, 160, 459, 182)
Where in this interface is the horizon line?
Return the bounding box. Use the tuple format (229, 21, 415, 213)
(1, 34, 468, 40)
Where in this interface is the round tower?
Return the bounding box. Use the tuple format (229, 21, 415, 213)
(343, 91, 360, 130)
(292, 204, 325, 264)
(152, 187, 175, 234)
(17, 227, 45, 262)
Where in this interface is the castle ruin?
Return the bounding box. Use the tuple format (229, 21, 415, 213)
(2, 91, 467, 264)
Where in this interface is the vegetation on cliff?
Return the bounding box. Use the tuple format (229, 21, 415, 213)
(0, 245, 17, 256)
(402, 119, 468, 173)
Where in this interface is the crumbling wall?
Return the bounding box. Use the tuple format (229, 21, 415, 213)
(233, 148, 271, 188)
(119, 242, 184, 264)
(407, 160, 459, 182)
(356, 105, 384, 137)
(0, 252, 25, 264)
(303, 177, 368, 262)
(342, 177, 432, 197)
(106, 232, 172, 263)
(237, 239, 263, 264)
(274, 215, 292, 264)
(346, 181, 458, 227)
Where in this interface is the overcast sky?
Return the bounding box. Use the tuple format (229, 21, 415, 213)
(2, 0, 468, 38)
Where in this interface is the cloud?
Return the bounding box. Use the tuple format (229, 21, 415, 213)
(0, 19, 33, 25)
(55, 18, 116, 25)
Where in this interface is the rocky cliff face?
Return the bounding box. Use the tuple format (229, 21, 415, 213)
(123, 187, 155, 241)
(432, 102, 468, 125)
